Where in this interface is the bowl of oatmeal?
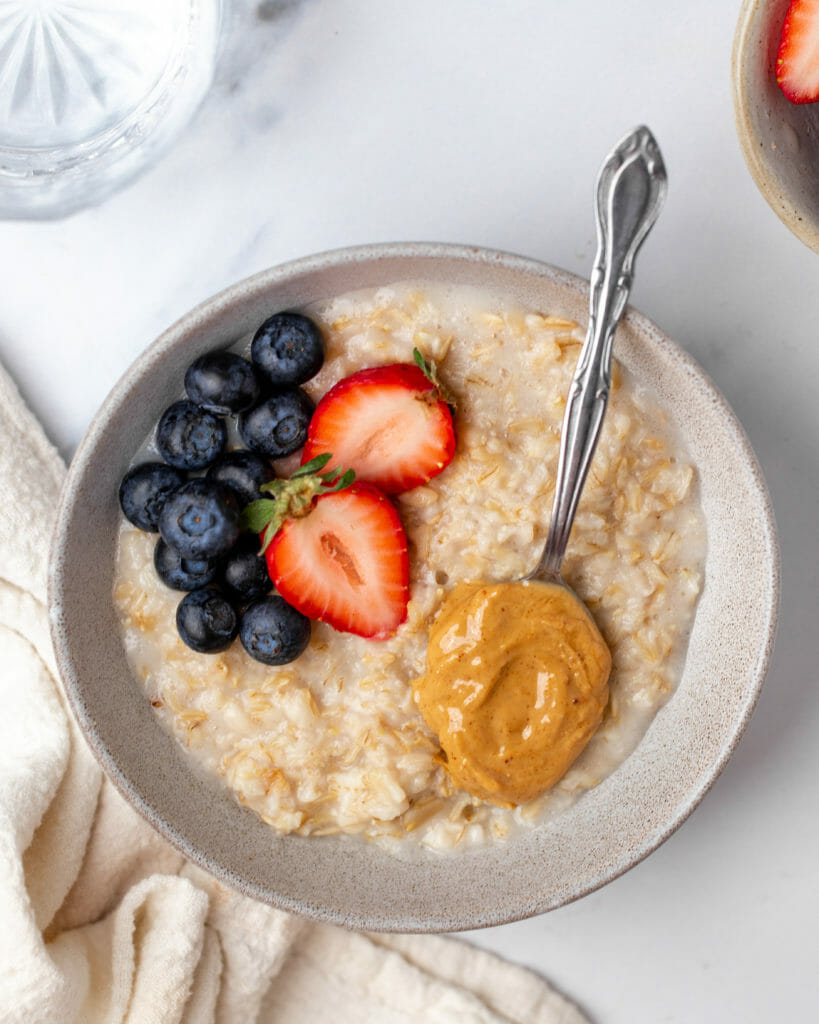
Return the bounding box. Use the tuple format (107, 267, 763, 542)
(49, 243, 779, 932)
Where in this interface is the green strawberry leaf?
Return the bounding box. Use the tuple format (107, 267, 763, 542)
(325, 468, 355, 492)
(292, 452, 332, 479)
(240, 499, 279, 533)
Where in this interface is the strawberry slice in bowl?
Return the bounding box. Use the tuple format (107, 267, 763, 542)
(776, 0, 819, 103)
(242, 456, 410, 639)
(301, 351, 455, 495)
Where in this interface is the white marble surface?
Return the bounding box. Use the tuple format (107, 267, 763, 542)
(1, 2, 817, 1021)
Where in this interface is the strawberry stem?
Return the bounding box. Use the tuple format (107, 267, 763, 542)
(240, 455, 356, 552)
(413, 347, 456, 408)
(413, 347, 438, 386)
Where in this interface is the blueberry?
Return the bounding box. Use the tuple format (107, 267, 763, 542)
(176, 588, 238, 653)
(154, 538, 220, 591)
(238, 389, 314, 458)
(206, 449, 275, 507)
(220, 534, 273, 603)
(156, 400, 227, 470)
(159, 478, 240, 560)
(251, 312, 325, 387)
(184, 351, 262, 415)
(239, 595, 311, 665)
(119, 462, 186, 532)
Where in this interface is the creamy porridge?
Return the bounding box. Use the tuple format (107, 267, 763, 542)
(115, 283, 706, 852)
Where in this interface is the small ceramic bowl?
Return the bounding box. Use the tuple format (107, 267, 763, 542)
(732, 0, 819, 252)
(48, 243, 779, 933)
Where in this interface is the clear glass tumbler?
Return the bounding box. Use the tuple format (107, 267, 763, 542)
(0, 0, 222, 219)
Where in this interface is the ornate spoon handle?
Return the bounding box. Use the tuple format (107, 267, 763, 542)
(533, 126, 667, 582)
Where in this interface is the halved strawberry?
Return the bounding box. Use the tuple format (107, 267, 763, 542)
(268, 483, 409, 638)
(776, 0, 819, 103)
(241, 456, 409, 639)
(301, 354, 455, 495)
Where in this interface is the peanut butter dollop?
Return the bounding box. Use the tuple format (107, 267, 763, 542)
(413, 581, 611, 807)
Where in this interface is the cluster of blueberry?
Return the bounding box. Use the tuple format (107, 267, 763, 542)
(118, 313, 325, 665)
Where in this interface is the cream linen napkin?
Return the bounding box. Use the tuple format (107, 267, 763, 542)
(0, 358, 589, 1024)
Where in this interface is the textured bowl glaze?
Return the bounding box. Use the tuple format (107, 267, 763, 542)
(48, 243, 779, 933)
(732, 0, 819, 252)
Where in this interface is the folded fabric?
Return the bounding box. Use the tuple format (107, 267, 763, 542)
(0, 359, 588, 1024)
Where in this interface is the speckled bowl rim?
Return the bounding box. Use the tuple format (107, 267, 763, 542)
(732, 0, 819, 253)
(48, 242, 780, 933)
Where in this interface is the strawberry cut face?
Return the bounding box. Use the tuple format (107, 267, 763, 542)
(265, 483, 410, 639)
(301, 363, 455, 494)
(777, 0, 819, 103)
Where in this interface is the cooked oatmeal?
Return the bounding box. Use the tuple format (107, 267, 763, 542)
(115, 283, 706, 852)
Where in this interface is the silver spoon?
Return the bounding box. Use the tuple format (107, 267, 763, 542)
(416, 134, 667, 806)
(527, 125, 667, 592)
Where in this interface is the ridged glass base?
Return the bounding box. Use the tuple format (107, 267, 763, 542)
(0, 0, 221, 219)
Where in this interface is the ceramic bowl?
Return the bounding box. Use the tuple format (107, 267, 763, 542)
(732, 0, 819, 252)
(48, 243, 779, 933)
